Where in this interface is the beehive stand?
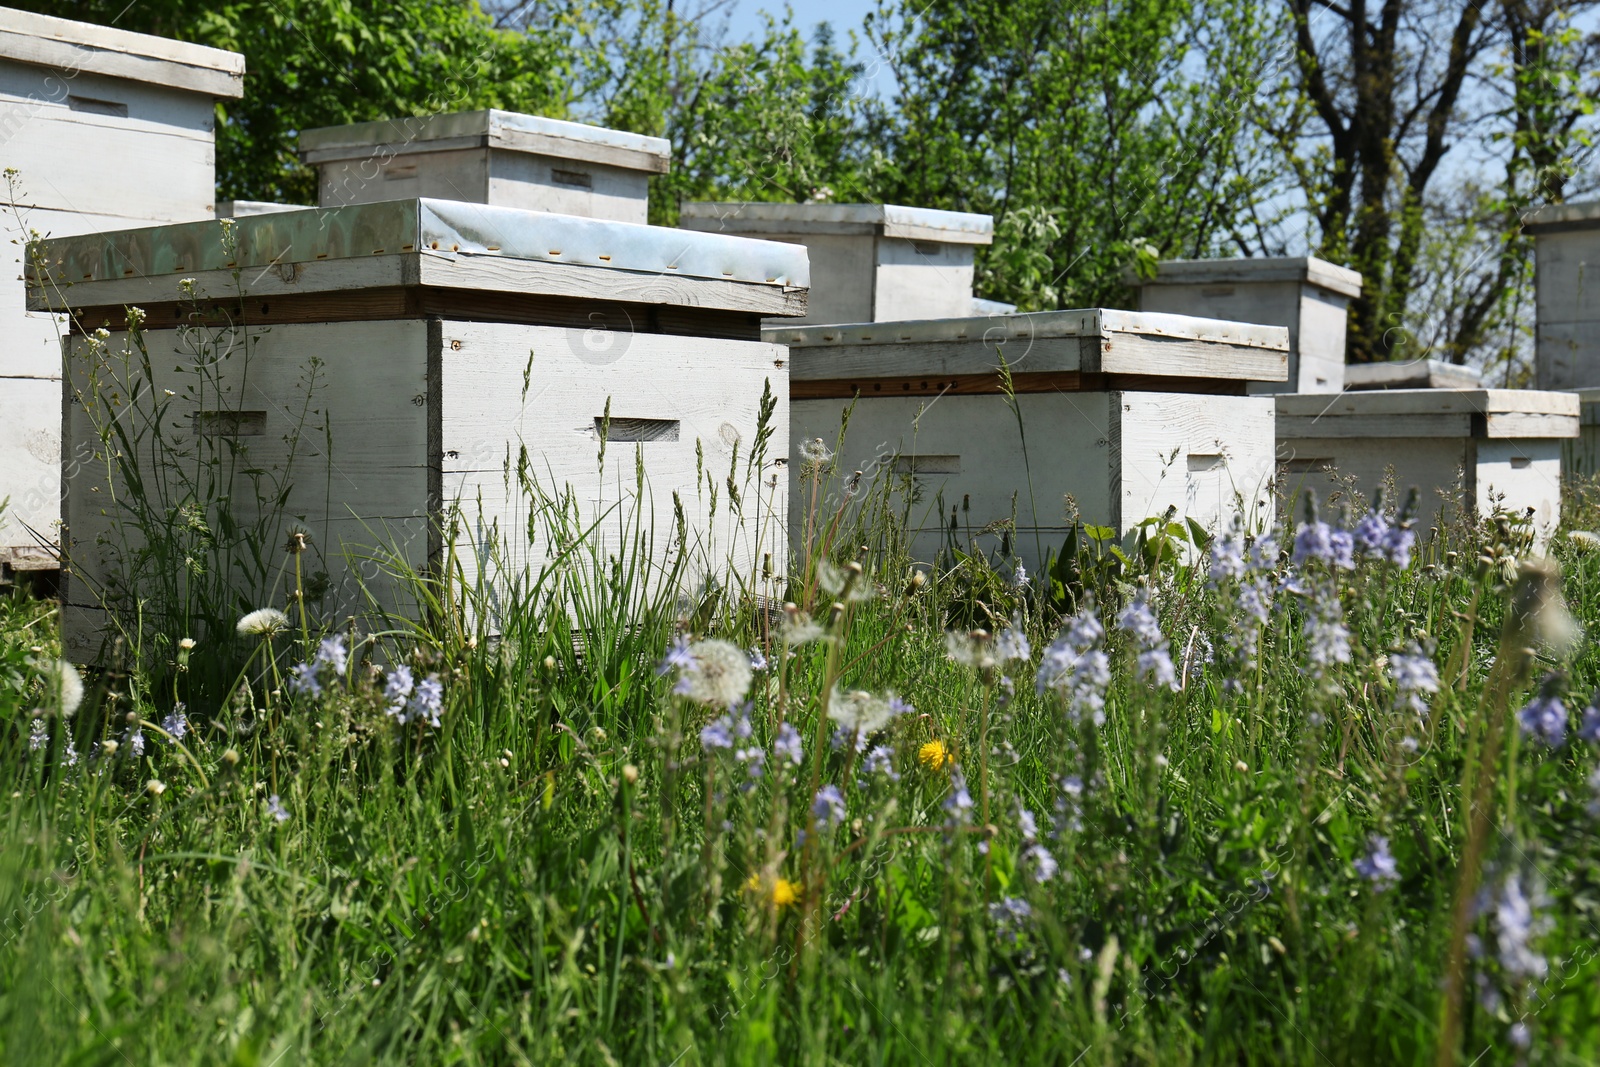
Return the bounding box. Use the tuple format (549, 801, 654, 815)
(300, 110, 671, 226)
(1134, 256, 1362, 395)
(30, 199, 808, 656)
(778, 309, 1289, 574)
(0, 7, 242, 579)
(680, 202, 993, 325)
(1276, 389, 1578, 541)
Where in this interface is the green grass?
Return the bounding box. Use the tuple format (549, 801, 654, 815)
(6, 453, 1600, 1066)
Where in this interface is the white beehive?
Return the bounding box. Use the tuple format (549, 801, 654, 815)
(1343, 359, 1482, 390)
(299, 110, 671, 225)
(1133, 256, 1361, 395)
(0, 8, 242, 579)
(30, 199, 807, 656)
(777, 310, 1289, 574)
(1276, 389, 1577, 541)
(1563, 389, 1600, 483)
(679, 202, 993, 325)
(1528, 201, 1600, 389)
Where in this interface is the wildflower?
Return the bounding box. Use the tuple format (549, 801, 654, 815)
(798, 438, 833, 465)
(993, 623, 1031, 663)
(667, 638, 752, 708)
(287, 661, 323, 698)
(1248, 529, 1280, 571)
(1119, 594, 1177, 691)
(265, 795, 290, 823)
(745, 873, 801, 908)
(1304, 579, 1351, 679)
(1209, 523, 1247, 583)
(942, 767, 974, 825)
(918, 738, 953, 770)
(766, 723, 802, 769)
(989, 896, 1033, 944)
(818, 560, 873, 603)
(1577, 696, 1600, 743)
(236, 608, 289, 637)
(146, 779, 166, 796)
(128, 726, 146, 758)
(700, 715, 735, 751)
(1389, 646, 1440, 718)
(178, 637, 196, 651)
(781, 606, 827, 646)
(1136, 647, 1178, 689)
(828, 686, 899, 736)
(859, 745, 900, 784)
(62, 740, 79, 767)
(407, 674, 444, 728)
(1518, 693, 1567, 748)
(1508, 1022, 1531, 1049)
(314, 635, 348, 678)
(384, 665, 415, 721)
(1354, 835, 1400, 890)
(1328, 528, 1356, 570)
(1475, 872, 1550, 980)
(812, 784, 847, 829)
(748, 648, 768, 671)
(1292, 520, 1334, 566)
(657, 636, 694, 675)
(1024, 842, 1059, 882)
(1354, 512, 1389, 557)
(1012, 561, 1030, 589)
(28, 719, 47, 751)
(1382, 525, 1415, 568)
(735, 743, 766, 780)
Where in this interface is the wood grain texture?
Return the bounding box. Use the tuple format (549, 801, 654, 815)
(60, 320, 432, 647)
(790, 371, 1251, 399)
(437, 321, 789, 599)
(1277, 413, 1473, 440)
(0, 375, 62, 554)
(0, 10, 243, 98)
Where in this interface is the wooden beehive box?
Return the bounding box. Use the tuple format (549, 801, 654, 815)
(1343, 359, 1482, 390)
(1562, 388, 1600, 484)
(776, 309, 1289, 573)
(29, 199, 807, 656)
(679, 202, 992, 325)
(1276, 389, 1578, 541)
(1133, 256, 1361, 395)
(299, 110, 671, 226)
(1528, 201, 1600, 389)
(0, 7, 242, 578)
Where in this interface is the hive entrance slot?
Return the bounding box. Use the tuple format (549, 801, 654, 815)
(893, 455, 961, 475)
(598, 417, 679, 442)
(552, 169, 594, 190)
(192, 411, 267, 437)
(1187, 453, 1225, 473)
(68, 95, 128, 117)
(1510, 456, 1532, 469)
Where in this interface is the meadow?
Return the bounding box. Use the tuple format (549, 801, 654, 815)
(5, 384, 1600, 1064)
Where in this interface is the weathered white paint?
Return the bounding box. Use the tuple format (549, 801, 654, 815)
(1133, 256, 1362, 394)
(301, 110, 670, 225)
(1344, 359, 1483, 390)
(1528, 203, 1600, 389)
(790, 391, 1275, 575)
(0, 14, 241, 574)
(680, 202, 993, 325)
(1276, 388, 1577, 541)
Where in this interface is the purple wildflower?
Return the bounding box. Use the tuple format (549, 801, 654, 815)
(1354, 835, 1400, 889)
(812, 784, 847, 829)
(774, 722, 803, 767)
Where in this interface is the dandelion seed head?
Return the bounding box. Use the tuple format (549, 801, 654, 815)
(669, 639, 753, 708)
(236, 608, 289, 637)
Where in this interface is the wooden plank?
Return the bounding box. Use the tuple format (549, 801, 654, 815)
(0, 374, 61, 554)
(788, 337, 1086, 380)
(790, 371, 1251, 399)
(1094, 335, 1288, 381)
(1484, 411, 1579, 439)
(1277, 413, 1471, 439)
(0, 9, 244, 98)
(873, 236, 978, 322)
(1278, 388, 1578, 418)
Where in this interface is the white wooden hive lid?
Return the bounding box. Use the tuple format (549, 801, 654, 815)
(769, 309, 1290, 384)
(1137, 256, 1362, 299)
(30, 197, 810, 294)
(1343, 359, 1483, 390)
(298, 109, 671, 174)
(1277, 388, 1580, 438)
(1525, 200, 1600, 234)
(0, 7, 244, 98)
(680, 202, 994, 245)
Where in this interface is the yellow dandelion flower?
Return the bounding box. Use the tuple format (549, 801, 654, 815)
(918, 738, 953, 770)
(744, 874, 802, 908)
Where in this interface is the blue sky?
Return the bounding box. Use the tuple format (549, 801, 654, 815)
(717, 0, 897, 95)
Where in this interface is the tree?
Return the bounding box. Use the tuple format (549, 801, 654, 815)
(862, 0, 1280, 310)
